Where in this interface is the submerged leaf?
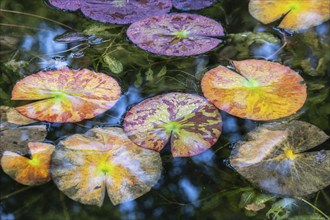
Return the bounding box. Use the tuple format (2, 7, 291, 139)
(11, 68, 121, 123)
(0, 125, 47, 156)
(123, 92, 222, 157)
(47, 0, 172, 24)
(51, 127, 162, 206)
(249, 0, 330, 31)
(1, 142, 55, 185)
(173, 0, 216, 11)
(201, 59, 307, 120)
(230, 120, 330, 196)
(127, 13, 225, 56)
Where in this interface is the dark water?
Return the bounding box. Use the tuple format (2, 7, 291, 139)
(1, 0, 330, 219)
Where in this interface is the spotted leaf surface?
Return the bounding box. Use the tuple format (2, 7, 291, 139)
(201, 59, 307, 120)
(127, 13, 225, 56)
(230, 120, 330, 196)
(123, 92, 222, 157)
(47, 0, 172, 24)
(173, 0, 216, 11)
(11, 68, 121, 123)
(249, 0, 330, 31)
(1, 142, 55, 185)
(51, 127, 162, 206)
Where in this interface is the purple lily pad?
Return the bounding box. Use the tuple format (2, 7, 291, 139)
(126, 13, 225, 56)
(47, 0, 172, 24)
(173, 0, 216, 11)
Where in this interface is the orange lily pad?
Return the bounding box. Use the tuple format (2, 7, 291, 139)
(11, 68, 121, 123)
(201, 59, 307, 121)
(50, 127, 162, 206)
(1, 142, 55, 185)
(249, 0, 330, 31)
(230, 120, 330, 196)
(123, 92, 222, 157)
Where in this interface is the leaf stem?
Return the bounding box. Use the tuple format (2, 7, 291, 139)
(296, 197, 330, 219)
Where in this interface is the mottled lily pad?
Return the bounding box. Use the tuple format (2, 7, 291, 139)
(230, 120, 330, 196)
(0, 125, 47, 156)
(249, 0, 330, 31)
(126, 13, 225, 56)
(201, 59, 307, 120)
(47, 0, 172, 24)
(173, 0, 216, 11)
(1, 106, 36, 130)
(51, 127, 162, 206)
(11, 68, 121, 123)
(1, 142, 55, 185)
(123, 92, 222, 157)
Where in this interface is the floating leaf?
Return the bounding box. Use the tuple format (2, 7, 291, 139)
(0, 125, 47, 156)
(173, 0, 216, 11)
(51, 127, 162, 206)
(11, 68, 121, 123)
(47, 0, 172, 24)
(249, 0, 330, 31)
(127, 13, 225, 56)
(201, 59, 307, 120)
(1, 142, 55, 185)
(230, 120, 330, 196)
(123, 92, 222, 157)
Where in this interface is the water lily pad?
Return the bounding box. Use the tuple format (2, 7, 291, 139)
(1, 142, 55, 185)
(126, 13, 225, 56)
(123, 92, 222, 157)
(201, 59, 307, 120)
(47, 0, 172, 24)
(51, 127, 162, 206)
(230, 120, 330, 196)
(249, 0, 330, 31)
(1, 106, 36, 130)
(0, 125, 47, 156)
(173, 0, 216, 11)
(11, 68, 121, 123)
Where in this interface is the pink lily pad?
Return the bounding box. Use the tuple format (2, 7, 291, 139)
(123, 92, 222, 157)
(173, 0, 216, 11)
(126, 13, 225, 56)
(47, 0, 172, 24)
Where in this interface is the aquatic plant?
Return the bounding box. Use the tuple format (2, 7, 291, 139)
(123, 92, 222, 157)
(249, 0, 330, 31)
(127, 13, 225, 56)
(51, 127, 162, 206)
(47, 0, 172, 24)
(201, 59, 307, 120)
(1, 142, 55, 185)
(230, 120, 330, 196)
(11, 68, 121, 123)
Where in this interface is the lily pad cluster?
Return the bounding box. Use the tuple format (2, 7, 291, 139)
(230, 120, 330, 196)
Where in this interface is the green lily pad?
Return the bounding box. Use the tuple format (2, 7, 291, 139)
(123, 92, 222, 157)
(51, 127, 162, 206)
(230, 120, 330, 196)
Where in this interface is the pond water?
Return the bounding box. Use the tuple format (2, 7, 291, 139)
(1, 0, 330, 219)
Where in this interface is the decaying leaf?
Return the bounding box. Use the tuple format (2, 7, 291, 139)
(127, 13, 225, 56)
(1, 142, 55, 185)
(1, 106, 36, 130)
(51, 127, 162, 206)
(249, 0, 330, 31)
(201, 59, 307, 120)
(123, 92, 222, 157)
(230, 120, 330, 196)
(11, 68, 121, 123)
